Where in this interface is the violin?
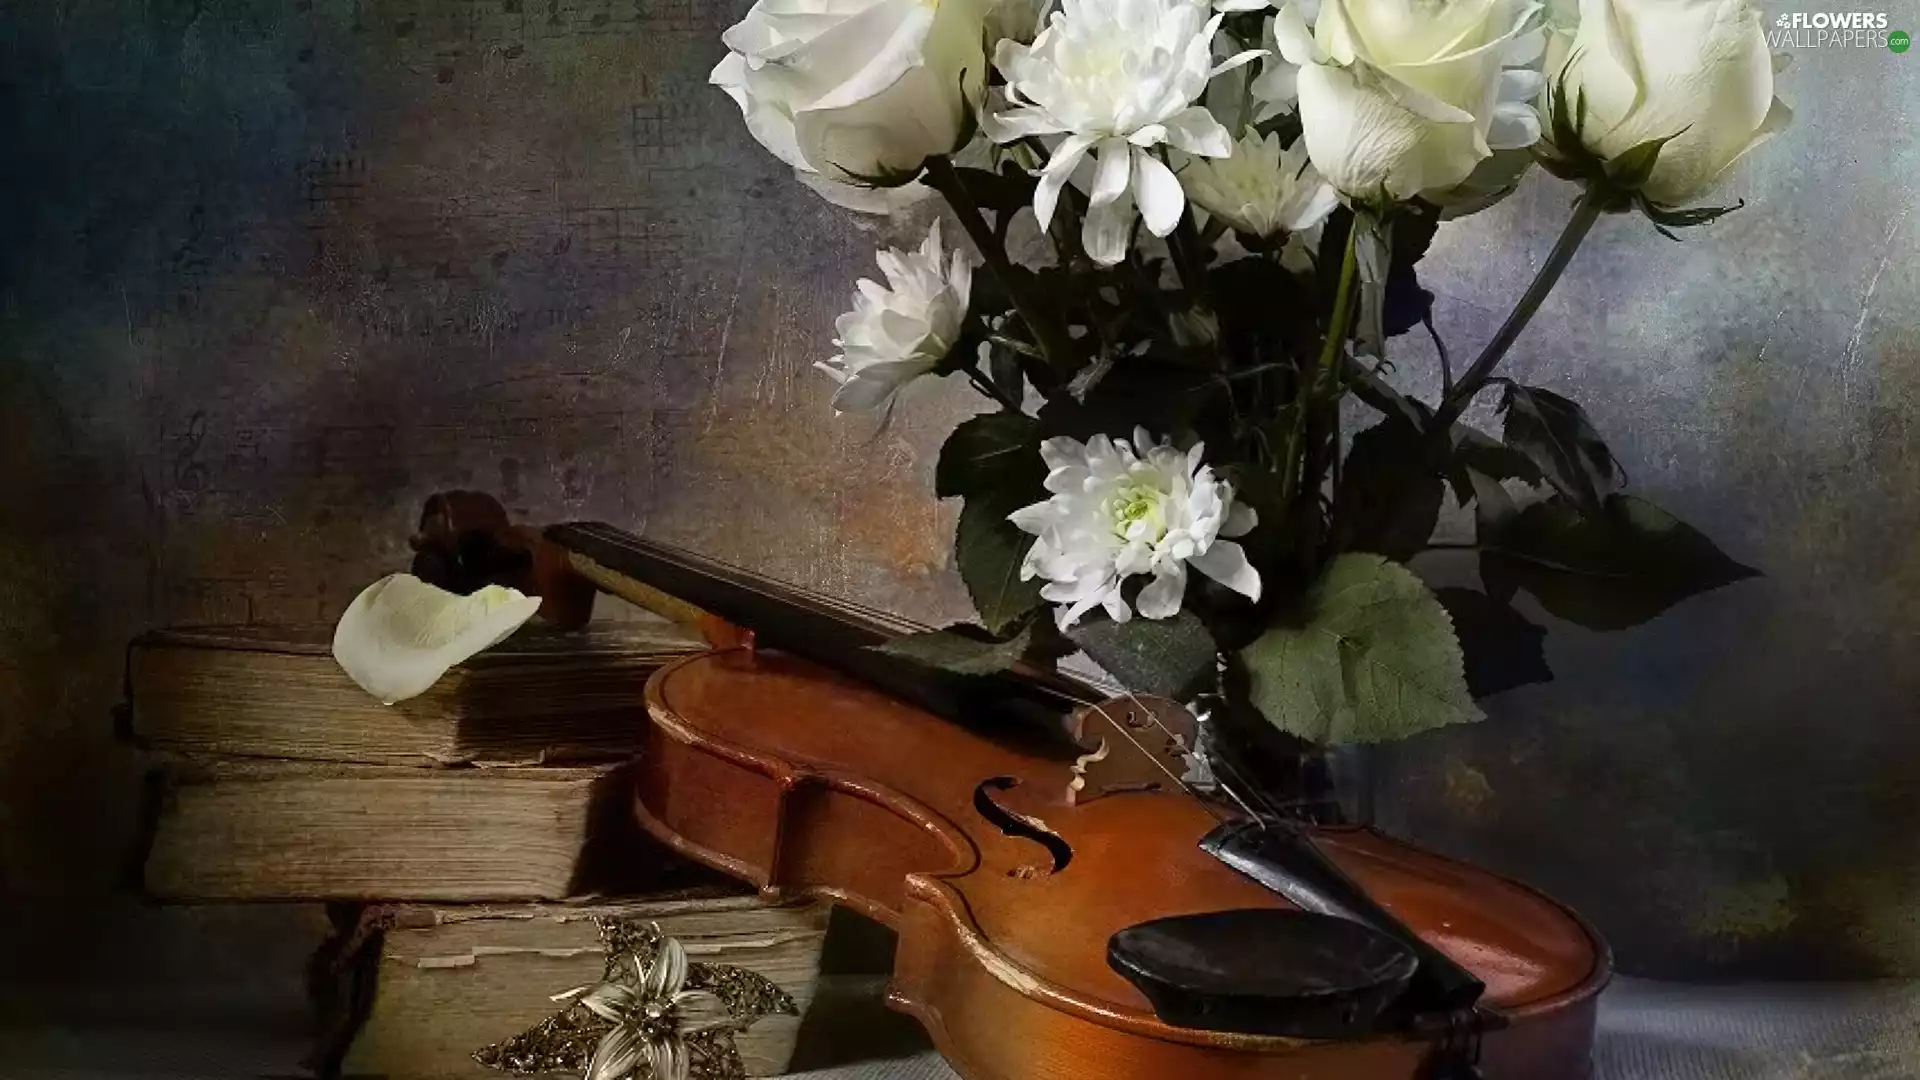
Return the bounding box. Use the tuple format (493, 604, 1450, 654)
(411, 492, 1609, 1080)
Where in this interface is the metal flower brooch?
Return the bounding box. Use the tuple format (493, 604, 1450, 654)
(474, 919, 797, 1080)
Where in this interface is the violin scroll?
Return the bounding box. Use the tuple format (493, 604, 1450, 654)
(408, 490, 597, 628)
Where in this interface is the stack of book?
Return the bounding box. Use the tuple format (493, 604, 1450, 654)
(123, 620, 831, 1078)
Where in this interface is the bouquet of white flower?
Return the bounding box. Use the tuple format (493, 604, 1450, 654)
(713, 0, 1788, 773)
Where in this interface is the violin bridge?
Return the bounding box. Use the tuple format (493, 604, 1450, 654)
(1064, 695, 1198, 806)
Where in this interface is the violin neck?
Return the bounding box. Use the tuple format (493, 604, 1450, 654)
(546, 522, 1081, 751)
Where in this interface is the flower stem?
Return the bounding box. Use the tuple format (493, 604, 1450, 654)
(963, 360, 1021, 411)
(1160, 152, 1211, 304)
(988, 333, 1045, 360)
(1430, 187, 1606, 432)
(923, 156, 1073, 392)
(1278, 220, 1360, 520)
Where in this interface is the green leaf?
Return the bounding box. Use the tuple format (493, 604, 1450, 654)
(1637, 194, 1746, 239)
(1433, 587, 1552, 699)
(1446, 425, 1543, 507)
(1479, 493, 1760, 630)
(1430, 148, 1535, 220)
(1605, 131, 1683, 191)
(988, 342, 1026, 406)
(1499, 384, 1621, 517)
(1240, 554, 1483, 745)
(1035, 360, 1229, 450)
(1344, 358, 1431, 431)
(934, 319, 990, 378)
(871, 622, 1034, 676)
(954, 162, 1039, 245)
(935, 412, 1043, 499)
(1067, 610, 1218, 700)
(1331, 418, 1443, 561)
(956, 487, 1044, 636)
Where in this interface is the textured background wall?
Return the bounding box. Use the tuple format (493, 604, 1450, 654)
(0, 0, 1914, 1005)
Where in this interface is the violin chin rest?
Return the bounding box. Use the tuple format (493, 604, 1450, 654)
(1106, 909, 1418, 1039)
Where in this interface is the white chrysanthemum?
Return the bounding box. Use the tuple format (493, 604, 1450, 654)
(1010, 428, 1261, 629)
(1178, 130, 1338, 238)
(816, 222, 972, 413)
(332, 574, 542, 705)
(985, 0, 1264, 266)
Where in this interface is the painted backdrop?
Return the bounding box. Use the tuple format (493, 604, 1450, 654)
(0, 0, 1916, 1003)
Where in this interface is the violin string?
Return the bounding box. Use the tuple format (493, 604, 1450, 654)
(602, 532, 1300, 826)
(1111, 685, 1276, 830)
(1082, 699, 1228, 822)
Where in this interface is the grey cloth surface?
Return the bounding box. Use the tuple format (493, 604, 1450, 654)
(3, 977, 1919, 1078)
(784, 978, 1920, 1080)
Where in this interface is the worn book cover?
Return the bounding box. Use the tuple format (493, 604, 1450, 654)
(139, 759, 669, 902)
(125, 620, 702, 767)
(331, 894, 831, 1080)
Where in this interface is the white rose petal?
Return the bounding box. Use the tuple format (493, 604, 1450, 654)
(331, 574, 542, 705)
(1278, 0, 1545, 202)
(712, 0, 989, 211)
(817, 221, 973, 413)
(1545, 0, 1790, 206)
(1009, 428, 1261, 630)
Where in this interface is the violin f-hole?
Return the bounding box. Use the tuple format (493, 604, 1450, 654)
(972, 777, 1072, 877)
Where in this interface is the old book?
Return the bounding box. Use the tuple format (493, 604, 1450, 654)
(336, 894, 831, 1080)
(125, 621, 702, 767)
(140, 759, 667, 902)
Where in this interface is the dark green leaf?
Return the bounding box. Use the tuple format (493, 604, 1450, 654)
(988, 342, 1026, 405)
(1344, 357, 1432, 431)
(934, 320, 989, 378)
(1467, 467, 1522, 605)
(871, 622, 1035, 676)
(956, 487, 1045, 635)
(1605, 131, 1683, 191)
(1431, 148, 1535, 220)
(1499, 384, 1621, 517)
(1384, 203, 1440, 337)
(1208, 256, 1319, 376)
(1479, 493, 1760, 630)
(1433, 587, 1552, 699)
(1638, 194, 1746, 236)
(1446, 425, 1543, 507)
(1068, 610, 1218, 700)
(955, 162, 1039, 244)
(1241, 554, 1482, 745)
(1331, 418, 1443, 561)
(936, 412, 1043, 498)
(1534, 150, 1588, 182)
(1036, 359, 1230, 450)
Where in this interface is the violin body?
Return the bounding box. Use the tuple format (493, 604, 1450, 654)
(635, 648, 1609, 1080)
(404, 493, 1610, 1080)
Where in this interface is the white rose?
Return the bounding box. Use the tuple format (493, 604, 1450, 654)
(712, 0, 989, 207)
(1273, 0, 1546, 202)
(1178, 130, 1339, 238)
(1544, 0, 1791, 207)
(816, 222, 973, 413)
(1009, 428, 1261, 629)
